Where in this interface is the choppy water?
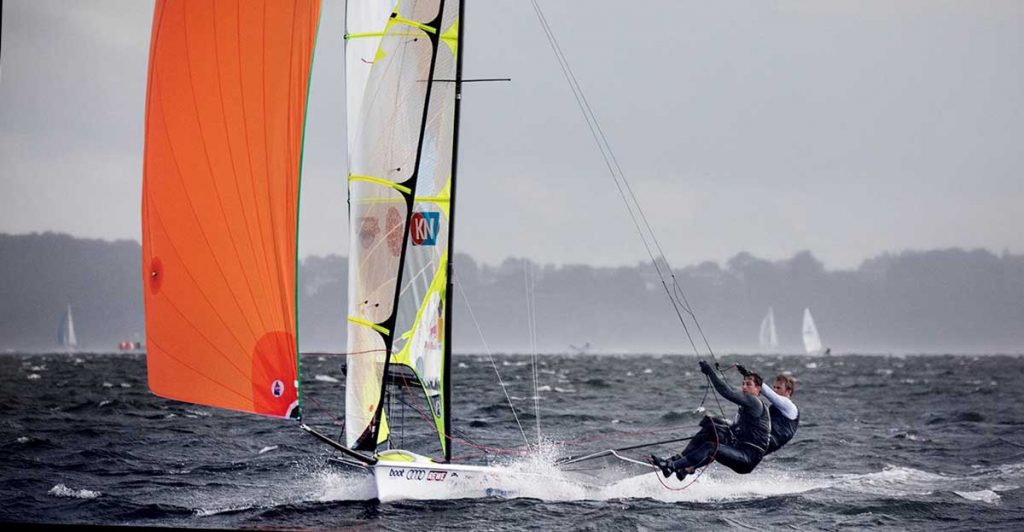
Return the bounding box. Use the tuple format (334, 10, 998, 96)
(1, 352, 1023, 530)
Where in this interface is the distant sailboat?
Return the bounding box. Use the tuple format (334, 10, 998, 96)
(802, 308, 830, 355)
(758, 307, 778, 352)
(56, 304, 78, 350)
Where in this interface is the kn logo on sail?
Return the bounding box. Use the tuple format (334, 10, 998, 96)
(410, 211, 440, 246)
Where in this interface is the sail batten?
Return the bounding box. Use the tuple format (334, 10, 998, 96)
(142, 0, 321, 419)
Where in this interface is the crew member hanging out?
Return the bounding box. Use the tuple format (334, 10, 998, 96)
(736, 364, 800, 456)
(651, 361, 771, 480)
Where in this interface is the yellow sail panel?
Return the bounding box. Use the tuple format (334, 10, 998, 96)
(142, 0, 321, 418)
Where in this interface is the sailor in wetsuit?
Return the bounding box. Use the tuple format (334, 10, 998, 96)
(651, 360, 771, 480)
(737, 365, 799, 455)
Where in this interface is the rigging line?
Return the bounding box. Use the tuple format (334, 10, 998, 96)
(524, 261, 542, 447)
(671, 281, 717, 360)
(529, 1, 713, 362)
(706, 374, 728, 418)
(453, 273, 531, 446)
(538, 7, 716, 362)
(392, 374, 517, 456)
(528, 1, 706, 359)
(530, 2, 696, 342)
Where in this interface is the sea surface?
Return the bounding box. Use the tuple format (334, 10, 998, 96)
(1, 352, 1023, 530)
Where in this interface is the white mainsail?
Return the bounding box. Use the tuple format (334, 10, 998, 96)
(802, 307, 824, 355)
(758, 307, 778, 351)
(57, 304, 78, 349)
(344, 0, 460, 457)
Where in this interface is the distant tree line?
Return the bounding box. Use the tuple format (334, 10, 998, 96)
(2, 232, 1022, 353)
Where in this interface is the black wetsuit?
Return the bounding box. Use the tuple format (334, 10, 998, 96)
(672, 371, 771, 474)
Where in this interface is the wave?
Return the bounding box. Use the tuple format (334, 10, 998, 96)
(953, 489, 1000, 504)
(48, 484, 101, 499)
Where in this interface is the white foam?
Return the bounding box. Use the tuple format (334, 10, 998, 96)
(595, 467, 824, 503)
(996, 462, 1024, 476)
(258, 446, 278, 455)
(194, 504, 258, 517)
(316, 470, 377, 501)
(832, 465, 958, 497)
(954, 489, 1000, 504)
(484, 442, 589, 501)
(27, 374, 40, 380)
(16, 436, 30, 444)
(48, 484, 101, 499)
(314, 374, 339, 383)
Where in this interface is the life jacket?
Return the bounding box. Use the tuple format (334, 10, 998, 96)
(731, 398, 772, 455)
(767, 404, 799, 454)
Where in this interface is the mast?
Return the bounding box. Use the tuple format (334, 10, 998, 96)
(442, 0, 465, 463)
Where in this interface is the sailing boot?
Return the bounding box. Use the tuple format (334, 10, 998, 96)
(670, 457, 693, 481)
(650, 454, 682, 478)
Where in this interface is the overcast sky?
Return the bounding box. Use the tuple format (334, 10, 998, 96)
(1, 0, 1021, 269)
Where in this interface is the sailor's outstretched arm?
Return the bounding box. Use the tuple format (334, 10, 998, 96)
(760, 383, 798, 419)
(702, 363, 761, 410)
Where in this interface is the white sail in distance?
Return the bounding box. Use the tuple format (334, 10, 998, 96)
(759, 307, 778, 351)
(802, 308, 824, 355)
(57, 304, 78, 349)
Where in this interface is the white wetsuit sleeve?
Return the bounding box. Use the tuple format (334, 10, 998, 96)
(761, 383, 798, 420)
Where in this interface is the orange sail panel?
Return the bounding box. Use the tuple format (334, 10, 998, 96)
(141, 0, 321, 418)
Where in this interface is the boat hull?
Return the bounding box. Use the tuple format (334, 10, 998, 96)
(332, 450, 549, 502)
(373, 460, 525, 502)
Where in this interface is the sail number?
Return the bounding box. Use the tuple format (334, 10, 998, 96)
(388, 468, 448, 482)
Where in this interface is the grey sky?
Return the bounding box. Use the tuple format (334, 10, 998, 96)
(1, 1, 1021, 269)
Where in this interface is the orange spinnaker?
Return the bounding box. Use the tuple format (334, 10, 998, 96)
(142, 0, 321, 418)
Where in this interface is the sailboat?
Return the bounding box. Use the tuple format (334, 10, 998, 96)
(801, 308, 830, 356)
(758, 307, 778, 353)
(56, 304, 78, 351)
(141, 0, 592, 502)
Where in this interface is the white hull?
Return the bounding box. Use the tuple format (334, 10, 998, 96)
(326, 447, 659, 502)
(343, 450, 551, 502)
